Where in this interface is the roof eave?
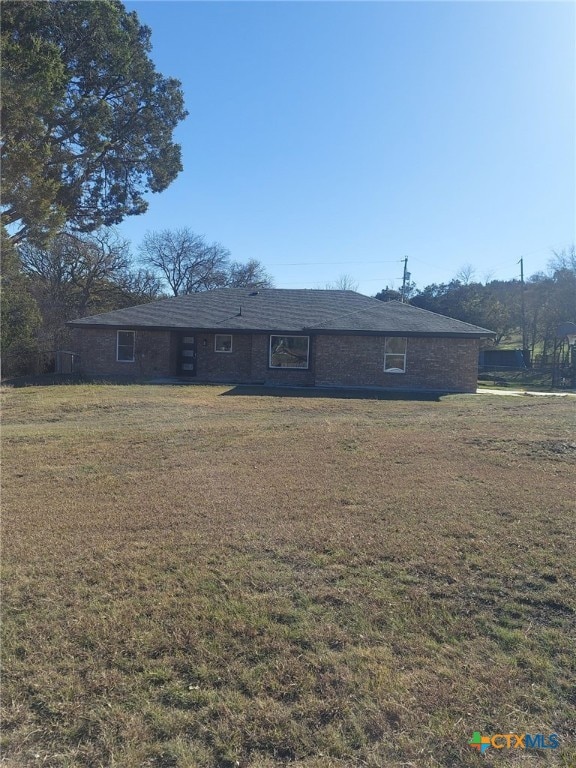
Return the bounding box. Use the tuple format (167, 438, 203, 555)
(68, 321, 495, 337)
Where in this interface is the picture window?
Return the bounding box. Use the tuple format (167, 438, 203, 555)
(269, 335, 310, 369)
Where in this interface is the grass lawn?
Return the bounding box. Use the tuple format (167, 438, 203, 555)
(1, 384, 575, 768)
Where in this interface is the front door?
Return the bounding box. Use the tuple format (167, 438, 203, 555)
(178, 334, 196, 376)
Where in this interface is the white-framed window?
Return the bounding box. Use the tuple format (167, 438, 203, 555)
(215, 334, 233, 353)
(117, 330, 135, 362)
(384, 337, 407, 373)
(269, 335, 310, 369)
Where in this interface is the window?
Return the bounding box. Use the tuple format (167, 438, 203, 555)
(117, 330, 135, 362)
(215, 334, 233, 353)
(384, 337, 407, 373)
(269, 335, 310, 369)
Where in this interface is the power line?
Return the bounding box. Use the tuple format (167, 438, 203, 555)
(276, 278, 399, 286)
(272, 259, 404, 267)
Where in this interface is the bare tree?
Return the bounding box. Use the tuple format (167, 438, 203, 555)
(138, 229, 209, 295)
(114, 269, 165, 305)
(455, 263, 477, 285)
(20, 229, 131, 315)
(226, 259, 273, 289)
(188, 243, 231, 292)
(549, 245, 576, 275)
(325, 274, 359, 291)
(482, 270, 495, 284)
(139, 228, 273, 294)
(19, 228, 132, 351)
(138, 229, 233, 295)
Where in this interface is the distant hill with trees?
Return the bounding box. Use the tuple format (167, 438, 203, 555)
(375, 247, 576, 366)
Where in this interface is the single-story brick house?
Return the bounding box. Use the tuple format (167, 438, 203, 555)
(68, 288, 495, 392)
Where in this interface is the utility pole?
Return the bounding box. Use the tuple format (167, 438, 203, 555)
(400, 256, 409, 303)
(518, 257, 527, 358)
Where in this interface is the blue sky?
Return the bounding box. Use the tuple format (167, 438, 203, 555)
(121, 0, 575, 295)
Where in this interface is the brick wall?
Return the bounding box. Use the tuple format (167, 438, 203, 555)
(314, 335, 480, 392)
(72, 328, 480, 392)
(194, 333, 253, 382)
(182, 332, 314, 384)
(72, 328, 173, 378)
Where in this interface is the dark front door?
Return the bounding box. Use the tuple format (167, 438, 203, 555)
(178, 334, 196, 376)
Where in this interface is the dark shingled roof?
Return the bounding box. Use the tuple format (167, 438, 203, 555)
(68, 288, 495, 337)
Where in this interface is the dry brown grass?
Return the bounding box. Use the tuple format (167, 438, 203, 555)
(1, 384, 575, 767)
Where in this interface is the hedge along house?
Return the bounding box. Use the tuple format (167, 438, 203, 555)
(68, 288, 495, 392)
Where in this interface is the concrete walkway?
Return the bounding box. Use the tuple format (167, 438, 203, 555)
(477, 388, 576, 397)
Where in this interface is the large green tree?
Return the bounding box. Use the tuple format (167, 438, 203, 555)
(524, 251, 576, 361)
(1, 0, 187, 244)
(409, 279, 518, 344)
(0, 231, 41, 376)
